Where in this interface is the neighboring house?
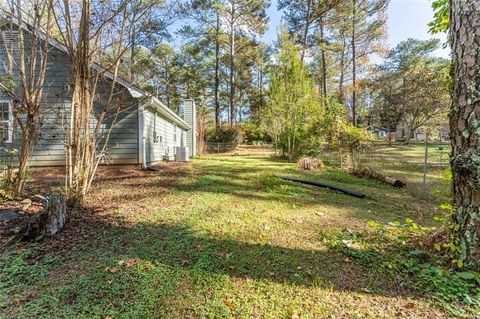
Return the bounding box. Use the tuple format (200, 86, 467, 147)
(366, 126, 389, 139)
(414, 130, 427, 141)
(438, 123, 450, 142)
(395, 120, 449, 142)
(396, 124, 428, 141)
(0, 18, 196, 167)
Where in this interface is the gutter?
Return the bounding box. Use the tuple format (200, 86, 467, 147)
(144, 97, 190, 130)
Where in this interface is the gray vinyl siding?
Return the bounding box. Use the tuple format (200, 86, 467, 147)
(183, 100, 196, 157)
(0, 25, 139, 166)
(144, 106, 185, 163)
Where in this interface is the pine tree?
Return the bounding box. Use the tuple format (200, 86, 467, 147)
(449, 0, 480, 270)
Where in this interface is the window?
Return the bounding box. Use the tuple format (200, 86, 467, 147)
(2, 31, 20, 51)
(0, 100, 13, 143)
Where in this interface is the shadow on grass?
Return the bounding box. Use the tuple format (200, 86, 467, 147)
(86, 156, 435, 229)
(43, 205, 405, 297)
(1, 158, 441, 318)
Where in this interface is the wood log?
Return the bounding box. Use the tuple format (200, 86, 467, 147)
(352, 167, 406, 188)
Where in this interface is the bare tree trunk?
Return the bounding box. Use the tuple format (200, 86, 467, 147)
(259, 62, 264, 109)
(215, 11, 221, 138)
(300, 0, 312, 63)
(15, 116, 35, 193)
(338, 33, 346, 104)
(449, 0, 480, 271)
(129, 11, 137, 82)
(65, 0, 94, 203)
(229, 17, 236, 129)
(351, 0, 357, 126)
(319, 18, 327, 103)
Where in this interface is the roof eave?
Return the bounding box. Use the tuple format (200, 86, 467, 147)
(143, 97, 191, 130)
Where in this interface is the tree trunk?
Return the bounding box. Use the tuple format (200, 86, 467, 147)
(16, 136, 32, 194)
(319, 19, 327, 102)
(129, 11, 137, 82)
(338, 33, 346, 104)
(15, 114, 36, 194)
(215, 11, 221, 139)
(229, 3, 237, 129)
(301, 0, 313, 63)
(67, 0, 93, 204)
(351, 0, 357, 126)
(449, 0, 480, 270)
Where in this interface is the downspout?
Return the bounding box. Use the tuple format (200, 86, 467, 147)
(138, 105, 146, 168)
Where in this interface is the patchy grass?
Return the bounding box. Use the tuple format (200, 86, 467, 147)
(322, 143, 451, 203)
(0, 154, 474, 318)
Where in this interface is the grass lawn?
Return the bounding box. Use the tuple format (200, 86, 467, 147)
(323, 143, 451, 204)
(0, 154, 472, 318)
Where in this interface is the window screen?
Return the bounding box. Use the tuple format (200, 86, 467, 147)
(2, 31, 20, 51)
(0, 101, 12, 142)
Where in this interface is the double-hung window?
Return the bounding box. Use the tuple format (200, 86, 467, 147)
(2, 31, 20, 52)
(0, 100, 13, 143)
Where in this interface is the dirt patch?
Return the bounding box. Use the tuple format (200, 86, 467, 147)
(1, 162, 189, 254)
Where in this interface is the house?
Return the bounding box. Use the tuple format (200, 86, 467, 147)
(0, 18, 196, 167)
(438, 123, 450, 142)
(396, 124, 429, 141)
(395, 120, 449, 142)
(366, 126, 389, 139)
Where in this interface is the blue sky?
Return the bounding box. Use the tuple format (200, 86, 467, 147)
(263, 0, 450, 59)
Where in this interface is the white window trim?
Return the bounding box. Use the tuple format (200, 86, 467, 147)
(0, 100, 13, 143)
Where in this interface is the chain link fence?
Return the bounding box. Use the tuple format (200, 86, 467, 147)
(204, 141, 451, 202)
(205, 142, 274, 155)
(321, 142, 451, 201)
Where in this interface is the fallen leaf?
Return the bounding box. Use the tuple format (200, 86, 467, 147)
(342, 239, 360, 249)
(125, 258, 140, 268)
(404, 302, 415, 309)
(226, 298, 235, 311)
(107, 267, 118, 273)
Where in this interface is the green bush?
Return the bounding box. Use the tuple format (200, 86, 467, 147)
(238, 122, 270, 144)
(207, 124, 243, 145)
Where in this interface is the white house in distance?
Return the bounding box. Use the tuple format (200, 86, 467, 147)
(366, 126, 390, 139)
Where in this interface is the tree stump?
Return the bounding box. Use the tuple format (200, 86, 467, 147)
(7, 194, 68, 242)
(44, 194, 67, 236)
